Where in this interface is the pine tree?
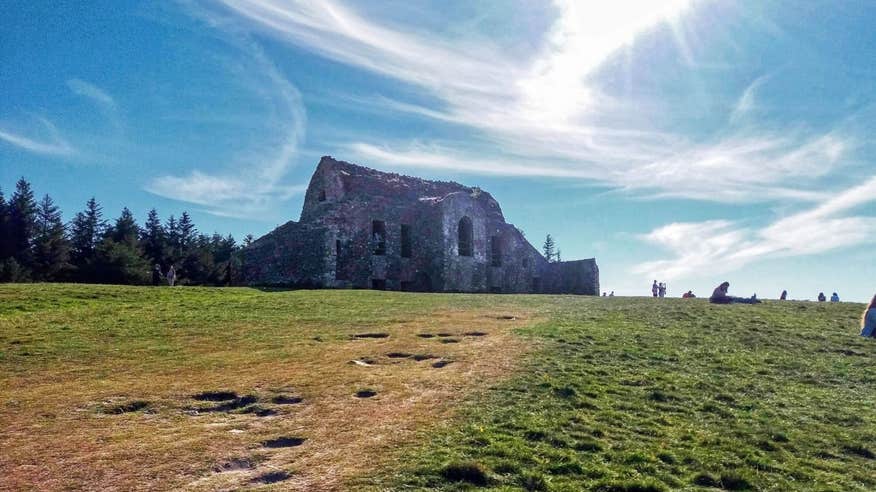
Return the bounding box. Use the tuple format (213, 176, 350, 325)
(69, 197, 107, 280)
(8, 178, 38, 275)
(109, 207, 139, 247)
(0, 187, 12, 260)
(141, 208, 166, 266)
(542, 234, 556, 263)
(32, 194, 71, 281)
(165, 215, 179, 262)
(93, 208, 148, 284)
(178, 211, 196, 253)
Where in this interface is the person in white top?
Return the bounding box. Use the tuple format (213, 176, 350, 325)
(167, 264, 176, 287)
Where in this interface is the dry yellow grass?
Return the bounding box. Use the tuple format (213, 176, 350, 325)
(1, 292, 533, 491)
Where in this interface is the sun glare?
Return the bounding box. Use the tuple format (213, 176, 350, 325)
(518, 0, 692, 123)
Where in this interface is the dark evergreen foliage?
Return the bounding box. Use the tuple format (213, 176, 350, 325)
(33, 194, 71, 281)
(0, 178, 248, 286)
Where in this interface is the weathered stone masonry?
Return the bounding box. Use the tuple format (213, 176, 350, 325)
(244, 156, 599, 294)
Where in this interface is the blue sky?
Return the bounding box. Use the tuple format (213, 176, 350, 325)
(2, 0, 875, 300)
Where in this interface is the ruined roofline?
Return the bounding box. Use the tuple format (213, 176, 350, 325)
(317, 155, 474, 194)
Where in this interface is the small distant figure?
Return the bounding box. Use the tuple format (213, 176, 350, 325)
(602, 292, 607, 297)
(751, 293, 757, 302)
(152, 264, 162, 286)
(830, 292, 839, 303)
(609, 291, 614, 297)
(658, 282, 666, 298)
(780, 290, 787, 300)
(167, 264, 176, 287)
(652, 280, 659, 298)
(861, 294, 876, 338)
(225, 262, 233, 286)
(710, 281, 760, 304)
(818, 292, 826, 302)
(682, 290, 696, 298)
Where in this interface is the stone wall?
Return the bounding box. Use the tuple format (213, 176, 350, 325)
(243, 156, 599, 295)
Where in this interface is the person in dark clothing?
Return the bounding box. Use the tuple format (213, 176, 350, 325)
(710, 281, 760, 304)
(780, 290, 787, 300)
(152, 264, 162, 286)
(818, 292, 826, 302)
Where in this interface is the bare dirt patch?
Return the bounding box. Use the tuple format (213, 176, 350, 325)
(386, 352, 412, 359)
(271, 395, 303, 405)
(251, 470, 291, 484)
(263, 437, 306, 449)
(102, 400, 150, 415)
(193, 391, 238, 402)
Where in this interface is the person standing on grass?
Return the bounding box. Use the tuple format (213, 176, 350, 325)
(152, 264, 162, 286)
(167, 264, 176, 287)
(658, 282, 666, 298)
(652, 280, 659, 297)
(780, 290, 788, 300)
(861, 294, 876, 338)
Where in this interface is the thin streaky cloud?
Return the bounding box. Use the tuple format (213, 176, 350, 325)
(0, 117, 76, 156)
(209, 0, 858, 205)
(729, 74, 770, 125)
(633, 176, 876, 281)
(145, 11, 308, 219)
(67, 78, 116, 109)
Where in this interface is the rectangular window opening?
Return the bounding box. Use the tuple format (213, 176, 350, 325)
(371, 278, 386, 290)
(490, 236, 502, 267)
(400, 224, 412, 258)
(372, 220, 386, 255)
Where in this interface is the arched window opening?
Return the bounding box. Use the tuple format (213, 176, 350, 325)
(458, 217, 473, 256)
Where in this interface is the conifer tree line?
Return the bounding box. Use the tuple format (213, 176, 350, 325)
(0, 178, 249, 285)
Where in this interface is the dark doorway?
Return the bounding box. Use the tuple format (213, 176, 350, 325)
(318, 190, 326, 202)
(400, 224, 412, 258)
(532, 277, 541, 293)
(372, 220, 386, 255)
(371, 279, 386, 290)
(335, 239, 349, 280)
(415, 271, 432, 292)
(490, 236, 502, 267)
(458, 217, 473, 256)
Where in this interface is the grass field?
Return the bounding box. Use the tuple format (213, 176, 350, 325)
(1, 285, 875, 491)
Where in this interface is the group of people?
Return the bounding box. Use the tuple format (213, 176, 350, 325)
(651, 280, 667, 298)
(601, 291, 615, 297)
(817, 292, 841, 303)
(152, 264, 176, 287)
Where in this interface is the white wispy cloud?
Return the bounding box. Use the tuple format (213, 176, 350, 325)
(145, 14, 308, 218)
(729, 74, 769, 125)
(633, 175, 876, 280)
(66, 78, 116, 110)
(0, 117, 76, 156)
(210, 0, 857, 204)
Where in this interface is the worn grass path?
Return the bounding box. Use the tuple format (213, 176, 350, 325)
(1, 285, 874, 491)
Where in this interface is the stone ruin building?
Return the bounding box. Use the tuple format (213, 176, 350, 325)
(243, 156, 599, 294)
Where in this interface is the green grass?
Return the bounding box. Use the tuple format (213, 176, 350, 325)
(366, 296, 876, 491)
(2, 284, 874, 491)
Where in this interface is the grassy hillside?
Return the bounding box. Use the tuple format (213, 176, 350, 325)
(1, 285, 874, 491)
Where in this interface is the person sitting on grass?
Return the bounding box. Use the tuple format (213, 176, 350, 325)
(710, 281, 760, 304)
(682, 290, 696, 298)
(818, 292, 827, 302)
(861, 294, 876, 338)
(830, 292, 840, 303)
